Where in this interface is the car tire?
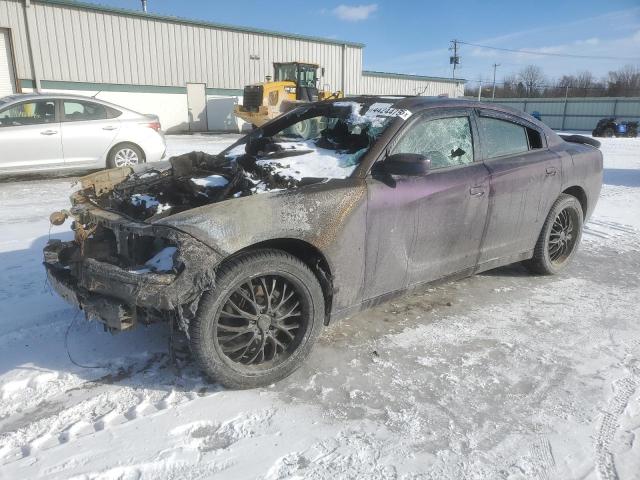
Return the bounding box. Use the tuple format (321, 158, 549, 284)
(107, 143, 145, 168)
(603, 128, 615, 138)
(524, 194, 584, 275)
(190, 249, 325, 389)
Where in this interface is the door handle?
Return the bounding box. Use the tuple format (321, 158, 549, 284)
(470, 186, 485, 197)
(40, 130, 58, 135)
(546, 166, 557, 176)
(102, 126, 118, 131)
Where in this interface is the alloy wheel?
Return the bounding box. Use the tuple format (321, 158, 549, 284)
(548, 207, 577, 264)
(215, 275, 305, 366)
(113, 148, 140, 167)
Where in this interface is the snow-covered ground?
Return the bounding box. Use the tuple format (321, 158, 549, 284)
(1, 134, 639, 479)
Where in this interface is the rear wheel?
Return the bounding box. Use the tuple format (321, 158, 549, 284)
(524, 194, 584, 275)
(107, 143, 144, 168)
(603, 127, 615, 138)
(190, 250, 324, 389)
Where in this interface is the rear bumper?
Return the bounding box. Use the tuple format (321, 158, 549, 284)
(43, 224, 220, 330)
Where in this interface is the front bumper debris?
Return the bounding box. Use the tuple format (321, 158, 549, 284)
(43, 207, 220, 331)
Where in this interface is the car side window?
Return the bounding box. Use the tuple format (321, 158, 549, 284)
(390, 116, 474, 169)
(478, 117, 529, 158)
(0, 101, 56, 127)
(63, 101, 107, 122)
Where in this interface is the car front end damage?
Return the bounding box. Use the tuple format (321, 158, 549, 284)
(44, 179, 221, 333)
(43, 99, 399, 336)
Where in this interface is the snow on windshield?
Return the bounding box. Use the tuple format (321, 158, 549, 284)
(255, 139, 364, 181)
(220, 102, 405, 185)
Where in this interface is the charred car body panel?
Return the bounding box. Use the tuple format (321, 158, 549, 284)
(44, 96, 603, 335)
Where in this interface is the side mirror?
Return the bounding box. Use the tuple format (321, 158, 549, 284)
(383, 153, 431, 176)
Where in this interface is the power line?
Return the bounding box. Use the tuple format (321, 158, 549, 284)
(458, 41, 640, 61)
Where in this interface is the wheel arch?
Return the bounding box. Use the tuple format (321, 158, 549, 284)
(231, 238, 334, 324)
(562, 185, 587, 219)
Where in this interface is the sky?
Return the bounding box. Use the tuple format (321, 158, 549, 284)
(80, 0, 640, 86)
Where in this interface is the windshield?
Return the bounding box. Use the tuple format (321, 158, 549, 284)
(222, 101, 409, 184)
(274, 64, 298, 83)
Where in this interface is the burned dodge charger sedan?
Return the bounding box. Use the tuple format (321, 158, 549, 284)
(44, 97, 603, 388)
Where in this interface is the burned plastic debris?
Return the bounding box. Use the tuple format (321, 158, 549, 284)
(84, 151, 303, 222)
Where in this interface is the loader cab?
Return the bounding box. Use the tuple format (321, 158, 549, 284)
(273, 62, 320, 102)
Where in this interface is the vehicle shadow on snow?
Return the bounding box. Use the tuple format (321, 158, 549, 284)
(603, 168, 640, 188)
(477, 263, 531, 278)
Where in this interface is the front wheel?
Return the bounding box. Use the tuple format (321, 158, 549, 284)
(524, 194, 584, 275)
(190, 250, 325, 389)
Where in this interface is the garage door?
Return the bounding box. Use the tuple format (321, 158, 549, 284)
(0, 29, 17, 97)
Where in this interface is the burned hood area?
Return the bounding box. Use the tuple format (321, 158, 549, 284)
(89, 100, 399, 223)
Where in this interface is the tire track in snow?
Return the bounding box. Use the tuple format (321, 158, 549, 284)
(595, 368, 639, 480)
(529, 436, 555, 480)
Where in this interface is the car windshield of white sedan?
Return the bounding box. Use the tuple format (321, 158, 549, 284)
(226, 102, 408, 182)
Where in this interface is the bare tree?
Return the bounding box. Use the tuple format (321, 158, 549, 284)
(607, 65, 640, 96)
(518, 65, 546, 97)
(498, 74, 518, 98)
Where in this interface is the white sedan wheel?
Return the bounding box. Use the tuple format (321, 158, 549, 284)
(113, 147, 140, 167)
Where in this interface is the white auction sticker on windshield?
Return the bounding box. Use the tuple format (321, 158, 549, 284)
(365, 103, 412, 120)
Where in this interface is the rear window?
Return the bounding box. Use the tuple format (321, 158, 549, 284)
(478, 117, 529, 159)
(106, 106, 122, 119)
(63, 100, 107, 122)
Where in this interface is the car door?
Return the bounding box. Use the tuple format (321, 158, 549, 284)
(363, 109, 491, 300)
(0, 99, 64, 170)
(60, 99, 120, 165)
(476, 110, 562, 265)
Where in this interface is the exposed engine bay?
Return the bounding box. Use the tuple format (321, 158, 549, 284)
(84, 104, 387, 223)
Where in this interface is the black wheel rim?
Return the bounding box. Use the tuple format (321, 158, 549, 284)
(548, 207, 577, 264)
(215, 274, 307, 368)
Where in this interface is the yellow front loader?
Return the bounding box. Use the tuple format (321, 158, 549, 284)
(233, 62, 343, 128)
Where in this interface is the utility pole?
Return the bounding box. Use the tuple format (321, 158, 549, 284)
(141, 0, 148, 12)
(491, 63, 500, 100)
(449, 40, 460, 80)
(477, 80, 482, 101)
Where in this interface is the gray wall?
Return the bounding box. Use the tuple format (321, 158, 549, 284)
(480, 97, 640, 131)
(0, 0, 363, 94)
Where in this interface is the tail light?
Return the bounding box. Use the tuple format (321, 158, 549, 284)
(143, 121, 161, 132)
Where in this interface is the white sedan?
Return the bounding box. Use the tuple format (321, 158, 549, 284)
(0, 93, 166, 174)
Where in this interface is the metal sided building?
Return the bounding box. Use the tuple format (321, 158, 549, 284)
(0, 0, 465, 132)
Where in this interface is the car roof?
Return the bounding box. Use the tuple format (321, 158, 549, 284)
(0, 92, 130, 111)
(338, 95, 528, 117)
(327, 95, 561, 146)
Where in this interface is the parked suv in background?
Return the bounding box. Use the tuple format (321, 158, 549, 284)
(0, 93, 166, 174)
